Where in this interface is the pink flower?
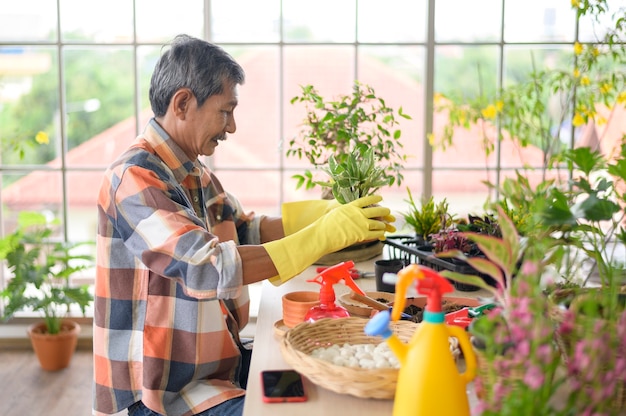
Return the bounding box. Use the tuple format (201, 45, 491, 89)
(520, 260, 539, 276)
(523, 364, 544, 390)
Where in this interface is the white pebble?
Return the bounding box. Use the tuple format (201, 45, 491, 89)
(310, 342, 401, 369)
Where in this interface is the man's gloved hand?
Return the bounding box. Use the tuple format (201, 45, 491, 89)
(281, 199, 340, 236)
(282, 198, 396, 236)
(263, 195, 395, 285)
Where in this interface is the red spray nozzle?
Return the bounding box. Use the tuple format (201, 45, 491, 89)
(391, 264, 454, 321)
(307, 261, 366, 305)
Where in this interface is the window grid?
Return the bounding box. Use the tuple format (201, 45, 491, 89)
(0, 0, 612, 320)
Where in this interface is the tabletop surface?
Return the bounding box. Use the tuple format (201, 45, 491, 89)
(241, 258, 489, 416)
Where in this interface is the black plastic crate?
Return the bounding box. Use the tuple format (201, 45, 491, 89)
(383, 235, 494, 292)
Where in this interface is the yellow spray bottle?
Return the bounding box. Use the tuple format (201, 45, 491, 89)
(364, 264, 477, 416)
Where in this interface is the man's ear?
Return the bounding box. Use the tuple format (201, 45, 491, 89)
(171, 88, 194, 120)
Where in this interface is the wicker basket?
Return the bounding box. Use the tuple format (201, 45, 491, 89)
(280, 317, 460, 399)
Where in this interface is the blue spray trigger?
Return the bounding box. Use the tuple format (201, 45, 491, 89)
(364, 309, 393, 339)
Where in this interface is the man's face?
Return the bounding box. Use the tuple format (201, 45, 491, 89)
(181, 80, 239, 158)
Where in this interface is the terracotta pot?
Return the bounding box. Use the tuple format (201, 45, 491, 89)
(282, 291, 320, 328)
(28, 320, 80, 371)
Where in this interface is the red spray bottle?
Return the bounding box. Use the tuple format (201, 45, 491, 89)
(304, 260, 366, 322)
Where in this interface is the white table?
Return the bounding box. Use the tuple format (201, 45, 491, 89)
(242, 259, 489, 416)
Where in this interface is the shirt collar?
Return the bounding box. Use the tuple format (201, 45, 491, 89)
(144, 118, 204, 182)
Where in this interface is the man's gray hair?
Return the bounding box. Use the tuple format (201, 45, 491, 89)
(149, 34, 245, 117)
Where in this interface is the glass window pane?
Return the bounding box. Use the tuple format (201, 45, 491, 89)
(502, 45, 573, 170)
(358, 45, 425, 183)
(283, 0, 356, 43)
(211, 0, 280, 42)
(384, 170, 424, 227)
(283, 171, 330, 202)
(504, 45, 572, 85)
(434, 45, 499, 99)
(63, 47, 135, 166)
(212, 170, 282, 216)
(67, 170, 100, 242)
(358, 0, 427, 43)
(504, 0, 576, 42)
(212, 46, 280, 169)
(435, 0, 502, 42)
(432, 170, 492, 217)
(135, 0, 204, 43)
(137, 46, 161, 113)
(60, 0, 133, 43)
(2, 171, 63, 218)
(0, 46, 59, 165)
(0, 0, 58, 42)
(578, 0, 625, 42)
(283, 45, 355, 179)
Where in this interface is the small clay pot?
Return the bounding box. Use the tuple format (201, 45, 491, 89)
(282, 291, 320, 328)
(28, 320, 80, 371)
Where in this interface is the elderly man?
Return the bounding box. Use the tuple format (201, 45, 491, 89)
(93, 34, 394, 416)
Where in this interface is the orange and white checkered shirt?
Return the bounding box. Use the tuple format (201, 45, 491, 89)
(93, 119, 257, 415)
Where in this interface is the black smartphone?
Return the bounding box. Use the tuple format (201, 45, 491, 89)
(260, 369, 308, 403)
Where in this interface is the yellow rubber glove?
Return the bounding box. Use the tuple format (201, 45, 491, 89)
(264, 195, 395, 285)
(282, 199, 396, 236)
(281, 199, 340, 236)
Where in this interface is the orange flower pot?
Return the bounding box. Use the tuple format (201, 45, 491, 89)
(28, 320, 80, 371)
(282, 291, 320, 328)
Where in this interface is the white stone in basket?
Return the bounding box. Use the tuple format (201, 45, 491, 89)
(311, 342, 400, 369)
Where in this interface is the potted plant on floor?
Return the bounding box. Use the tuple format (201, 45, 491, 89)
(0, 211, 94, 371)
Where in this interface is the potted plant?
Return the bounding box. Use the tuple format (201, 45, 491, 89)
(0, 211, 94, 371)
(315, 146, 390, 205)
(288, 80, 411, 198)
(400, 189, 452, 244)
(312, 147, 393, 264)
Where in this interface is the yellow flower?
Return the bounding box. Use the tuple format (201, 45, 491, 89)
(592, 46, 599, 57)
(481, 104, 497, 120)
(600, 82, 612, 94)
(433, 92, 444, 104)
(571, 0, 580, 8)
(35, 131, 49, 144)
(596, 116, 607, 126)
(427, 133, 436, 146)
(617, 91, 626, 104)
(573, 68, 580, 78)
(574, 42, 583, 55)
(581, 76, 590, 86)
(496, 100, 504, 112)
(572, 113, 586, 127)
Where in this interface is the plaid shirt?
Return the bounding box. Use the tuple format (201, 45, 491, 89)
(93, 119, 261, 415)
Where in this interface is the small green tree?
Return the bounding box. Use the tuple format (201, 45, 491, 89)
(288, 81, 411, 192)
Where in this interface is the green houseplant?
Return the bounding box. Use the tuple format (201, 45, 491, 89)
(288, 81, 411, 197)
(401, 189, 452, 243)
(315, 146, 390, 204)
(312, 147, 394, 264)
(0, 211, 94, 370)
